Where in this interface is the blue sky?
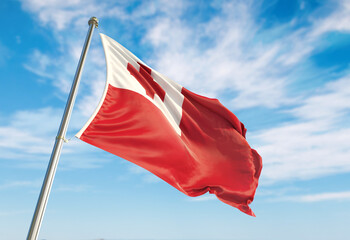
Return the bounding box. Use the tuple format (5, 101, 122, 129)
(1, 0, 350, 239)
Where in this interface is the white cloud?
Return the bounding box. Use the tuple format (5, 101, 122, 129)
(0, 107, 109, 169)
(145, 1, 292, 108)
(19, 0, 350, 109)
(138, 0, 350, 183)
(20, 0, 99, 30)
(0, 210, 31, 217)
(188, 194, 216, 202)
(20, 0, 188, 31)
(0, 41, 11, 65)
(274, 191, 350, 202)
(23, 50, 53, 79)
(13, 0, 350, 183)
(255, 76, 350, 183)
(127, 165, 161, 184)
(141, 2, 306, 109)
(290, 77, 350, 121)
(0, 108, 60, 156)
(54, 184, 92, 192)
(22, 38, 100, 94)
(0, 180, 41, 190)
(310, 0, 350, 37)
(142, 0, 350, 110)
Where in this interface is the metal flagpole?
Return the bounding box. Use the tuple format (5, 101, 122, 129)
(26, 17, 99, 240)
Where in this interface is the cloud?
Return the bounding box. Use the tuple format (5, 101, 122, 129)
(290, 75, 350, 121)
(255, 76, 350, 183)
(142, 1, 326, 109)
(0, 210, 31, 217)
(22, 42, 101, 94)
(0, 180, 41, 190)
(19, 0, 350, 109)
(145, 1, 292, 108)
(135, 0, 350, 183)
(141, 0, 350, 111)
(0, 107, 110, 169)
(274, 191, 350, 202)
(54, 184, 92, 192)
(310, 0, 350, 37)
(0, 108, 60, 156)
(0, 41, 11, 66)
(19, 0, 187, 31)
(23, 50, 54, 80)
(14, 0, 350, 184)
(126, 165, 161, 184)
(188, 194, 216, 202)
(20, 0, 100, 31)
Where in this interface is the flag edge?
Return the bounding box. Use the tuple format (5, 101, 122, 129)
(76, 33, 111, 138)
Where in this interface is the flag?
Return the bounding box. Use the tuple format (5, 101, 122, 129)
(76, 33, 262, 216)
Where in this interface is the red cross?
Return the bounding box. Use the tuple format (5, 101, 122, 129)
(127, 62, 166, 101)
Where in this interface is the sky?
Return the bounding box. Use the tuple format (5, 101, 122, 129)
(1, 0, 350, 239)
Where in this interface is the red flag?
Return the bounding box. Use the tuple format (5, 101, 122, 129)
(76, 34, 262, 216)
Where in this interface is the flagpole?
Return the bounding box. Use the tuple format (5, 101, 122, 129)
(26, 17, 98, 240)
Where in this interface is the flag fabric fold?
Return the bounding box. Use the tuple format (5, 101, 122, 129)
(76, 33, 262, 216)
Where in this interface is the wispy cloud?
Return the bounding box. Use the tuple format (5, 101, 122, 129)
(310, 0, 350, 37)
(12, 0, 350, 183)
(20, 0, 103, 31)
(144, 1, 293, 108)
(273, 191, 350, 202)
(255, 75, 350, 183)
(0, 180, 41, 190)
(55, 184, 92, 192)
(0, 108, 59, 157)
(127, 165, 161, 184)
(0, 41, 11, 66)
(188, 194, 216, 202)
(139, 0, 350, 183)
(0, 210, 31, 217)
(23, 50, 54, 80)
(142, 0, 349, 110)
(0, 107, 110, 169)
(19, 0, 350, 108)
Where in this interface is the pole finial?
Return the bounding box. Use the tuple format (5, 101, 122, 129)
(88, 17, 99, 28)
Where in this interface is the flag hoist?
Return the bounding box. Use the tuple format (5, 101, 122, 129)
(26, 17, 99, 240)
